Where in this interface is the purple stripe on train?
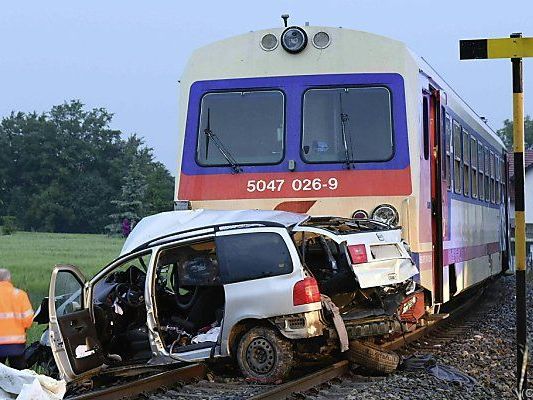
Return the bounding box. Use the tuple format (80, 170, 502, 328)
(181, 73, 410, 176)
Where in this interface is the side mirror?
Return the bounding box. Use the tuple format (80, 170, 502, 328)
(33, 297, 50, 324)
(303, 145, 310, 154)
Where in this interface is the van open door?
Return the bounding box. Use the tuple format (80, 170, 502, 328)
(48, 265, 104, 382)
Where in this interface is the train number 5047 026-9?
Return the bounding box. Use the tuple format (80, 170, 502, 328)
(246, 178, 338, 192)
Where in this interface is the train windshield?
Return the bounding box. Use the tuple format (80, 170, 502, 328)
(197, 90, 284, 166)
(302, 87, 393, 163)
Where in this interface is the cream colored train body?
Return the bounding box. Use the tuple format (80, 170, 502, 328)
(175, 25, 509, 306)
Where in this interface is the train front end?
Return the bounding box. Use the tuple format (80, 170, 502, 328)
(176, 25, 420, 237)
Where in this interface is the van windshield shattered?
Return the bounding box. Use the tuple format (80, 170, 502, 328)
(300, 217, 392, 235)
(197, 90, 284, 166)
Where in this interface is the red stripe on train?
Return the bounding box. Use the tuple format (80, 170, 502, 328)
(177, 167, 411, 201)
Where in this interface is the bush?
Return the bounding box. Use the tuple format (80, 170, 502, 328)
(1, 216, 18, 235)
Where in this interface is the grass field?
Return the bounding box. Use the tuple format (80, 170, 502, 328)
(0, 231, 124, 343)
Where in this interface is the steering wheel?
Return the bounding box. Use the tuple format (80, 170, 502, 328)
(175, 285, 200, 311)
(114, 283, 145, 308)
(170, 264, 200, 311)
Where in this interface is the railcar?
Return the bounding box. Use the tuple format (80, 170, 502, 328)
(175, 23, 510, 307)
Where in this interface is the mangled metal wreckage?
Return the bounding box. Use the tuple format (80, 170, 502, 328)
(28, 209, 424, 383)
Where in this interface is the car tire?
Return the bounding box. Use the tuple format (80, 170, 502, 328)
(236, 326, 294, 383)
(347, 340, 399, 374)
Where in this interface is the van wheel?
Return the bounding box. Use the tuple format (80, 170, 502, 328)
(237, 326, 294, 383)
(347, 340, 399, 374)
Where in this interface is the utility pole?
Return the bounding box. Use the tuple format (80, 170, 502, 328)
(460, 33, 532, 399)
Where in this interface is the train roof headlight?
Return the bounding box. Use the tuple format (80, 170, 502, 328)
(312, 31, 331, 49)
(281, 26, 308, 54)
(371, 204, 399, 227)
(260, 33, 278, 51)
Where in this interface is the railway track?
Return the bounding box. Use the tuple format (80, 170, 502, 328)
(67, 281, 491, 400)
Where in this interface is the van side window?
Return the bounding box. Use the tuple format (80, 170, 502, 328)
(216, 232, 293, 283)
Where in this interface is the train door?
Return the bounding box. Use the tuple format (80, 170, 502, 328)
(423, 88, 445, 304)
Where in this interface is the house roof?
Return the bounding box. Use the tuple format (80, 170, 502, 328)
(120, 209, 308, 255)
(508, 150, 533, 179)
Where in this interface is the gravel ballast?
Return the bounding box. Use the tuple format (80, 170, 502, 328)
(335, 274, 530, 400)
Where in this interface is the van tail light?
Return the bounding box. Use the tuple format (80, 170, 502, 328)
(293, 277, 321, 306)
(348, 244, 368, 264)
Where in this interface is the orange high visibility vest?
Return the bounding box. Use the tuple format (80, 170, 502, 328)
(0, 281, 33, 345)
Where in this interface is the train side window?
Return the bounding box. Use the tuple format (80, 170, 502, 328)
(500, 159, 507, 203)
(478, 142, 484, 201)
(462, 129, 470, 197)
(494, 156, 500, 204)
(453, 121, 462, 194)
(445, 114, 452, 191)
(484, 148, 490, 203)
(470, 137, 478, 198)
(422, 97, 429, 160)
(490, 152, 495, 203)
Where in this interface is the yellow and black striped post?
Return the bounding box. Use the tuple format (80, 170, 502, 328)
(512, 33, 528, 398)
(460, 32, 530, 398)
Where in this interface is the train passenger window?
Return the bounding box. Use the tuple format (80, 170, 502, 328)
(422, 97, 429, 160)
(462, 130, 470, 197)
(471, 137, 478, 198)
(484, 148, 490, 203)
(302, 87, 393, 163)
(445, 114, 452, 191)
(453, 121, 462, 194)
(490, 152, 495, 203)
(197, 90, 284, 166)
(494, 156, 500, 204)
(478, 143, 484, 201)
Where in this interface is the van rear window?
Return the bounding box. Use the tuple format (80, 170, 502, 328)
(216, 232, 293, 283)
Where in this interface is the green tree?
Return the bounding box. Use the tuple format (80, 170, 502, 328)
(106, 158, 149, 235)
(0, 100, 174, 233)
(496, 115, 533, 150)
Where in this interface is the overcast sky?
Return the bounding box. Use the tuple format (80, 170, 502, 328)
(1, 1, 532, 173)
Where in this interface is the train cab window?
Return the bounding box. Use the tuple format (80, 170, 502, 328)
(470, 137, 478, 199)
(478, 143, 484, 201)
(484, 148, 490, 203)
(490, 152, 496, 203)
(196, 90, 284, 166)
(453, 121, 462, 194)
(462, 130, 470, 197)
(302, 87, 393, 163)
(445, 114, 452, 191)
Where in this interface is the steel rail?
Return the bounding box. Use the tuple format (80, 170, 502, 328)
(65, 285, 487, 400)
(66, 363, 207, 400)
(249, 360, 350, 400)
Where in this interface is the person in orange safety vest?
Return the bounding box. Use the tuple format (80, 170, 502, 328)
(0, 268, 34, 369)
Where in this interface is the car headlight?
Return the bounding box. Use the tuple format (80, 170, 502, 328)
(352, 209, 368, 219)
(371, 204, 399, 226)
(281, 26, 308, 54)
